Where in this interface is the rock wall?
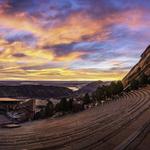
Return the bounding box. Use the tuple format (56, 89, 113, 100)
(122, 45, 150, 87)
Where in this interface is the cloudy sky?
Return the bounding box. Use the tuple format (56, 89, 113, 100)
(0, 0, 150, 81)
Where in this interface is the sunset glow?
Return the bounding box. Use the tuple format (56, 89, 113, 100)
(0, 0, 150, 81)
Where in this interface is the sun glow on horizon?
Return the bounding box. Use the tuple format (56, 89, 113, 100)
(0, 0, 150, 81)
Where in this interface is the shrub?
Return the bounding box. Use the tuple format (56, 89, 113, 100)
(130, 79, 139, 90)
(139, 73, 149, 86)
(83, 93, 91, 105)
(45, 100, 54, 117)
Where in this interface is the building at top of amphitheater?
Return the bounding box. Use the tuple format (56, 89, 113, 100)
(122, 45, 150, 87)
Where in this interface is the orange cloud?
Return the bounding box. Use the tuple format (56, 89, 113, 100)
(0, 67, 126, 81)
(54, 51, 86, 62)
(38, 12, 108, 46)
(0, 12, 44, 36)
(0, 8, 148, 47)
(0, 7, 148, 81)
(0, 38, 126, 81)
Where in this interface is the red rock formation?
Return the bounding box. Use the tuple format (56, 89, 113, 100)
(122, 45, 150, 87)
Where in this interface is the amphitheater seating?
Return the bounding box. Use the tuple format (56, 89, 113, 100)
(0, 86, 149, 150)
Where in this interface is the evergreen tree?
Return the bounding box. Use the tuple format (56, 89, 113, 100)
(130, 79, 139, 90)
(68, 98, 74, 111)
(45, 100, 54, 117)
(116, 81, 123, 94)
(83, 93, 91, 104)
(95, 87, 104, 101)
(59, 98, 68, 112)
(139, 73, 148, 86)
(55, 103, 61, 112)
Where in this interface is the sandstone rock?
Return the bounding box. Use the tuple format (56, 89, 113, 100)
(122, 45, 150, 87)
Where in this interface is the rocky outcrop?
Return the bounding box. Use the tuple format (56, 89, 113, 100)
(122, 45, 150, 87)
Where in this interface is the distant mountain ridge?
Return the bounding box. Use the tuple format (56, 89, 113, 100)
(75, 80, 110, 95)
(122, 45, 150, 87)
(0, 85, 73, 99)
(0, 81, 90, 90)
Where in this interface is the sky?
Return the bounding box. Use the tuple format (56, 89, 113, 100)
(0, 0, 150, 81)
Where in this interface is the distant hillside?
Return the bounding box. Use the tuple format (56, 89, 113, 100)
(75, 81, 110, 95)
(0, 81, 90, 90)
(122, 45, 150, 87)
(0, 85, 73, 99)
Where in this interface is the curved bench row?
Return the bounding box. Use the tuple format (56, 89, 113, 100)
(0, 86, 149, 150)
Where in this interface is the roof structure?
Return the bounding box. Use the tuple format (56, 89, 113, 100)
(0, 98, 22, 102)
